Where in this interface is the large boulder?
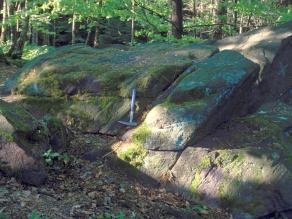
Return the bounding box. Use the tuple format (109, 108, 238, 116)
(215, 21, 292, 67)
(117, 100, 292, 218)
(116, 28, 292, 218)
(129, 50, 259, 151)
(4, 43, 218, 134)
(0, 100, 69, 186)
(171, 100, 292, 218)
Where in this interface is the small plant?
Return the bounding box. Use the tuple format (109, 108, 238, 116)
(42, 149, 70, 166)
(28, 210, 48, 219)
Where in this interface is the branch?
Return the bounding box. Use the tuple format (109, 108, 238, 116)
(133, 0, 174, 26)
(140, 8, 160, 32)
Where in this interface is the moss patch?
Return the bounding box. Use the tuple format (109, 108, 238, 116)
(117, 143, 148, 168)
(0, 130, 13, 142)
(0, 99, 38, 133)
(190, 154, 213, 200)
(190, 172, 203, 199)
(132, 123, 152, 147)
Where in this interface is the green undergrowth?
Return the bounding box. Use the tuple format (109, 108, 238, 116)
(0, 130, 13, 142)
(132, 123, 152, 147)
(117, 123, 150, 168)
(118, 143, 148, 168)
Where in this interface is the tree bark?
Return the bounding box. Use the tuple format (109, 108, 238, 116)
(72, 13, 76, 44)
(7, 1, 19, 56)
(0, 0, 7, 43)
(131, 0, 135, 45)
(192, 0, 197, 18)
(233, 0, 238, 31)
(93, 25, 100, 48)
(213, 0, 227, 39)
(169, 0, 183, 39)
(10, 15, 29, 58)
(10, 0, 29, 59)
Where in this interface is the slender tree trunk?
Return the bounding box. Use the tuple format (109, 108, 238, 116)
(233, 0, 238, 32)
(85, 30, 91, 45)
(10, 0, 29, 59)
(53, 20, 56, 46)
(7, 2, 19, 56)
(131, 0, 135, 45)
(93, 25, 100, 48)
(239, 14, 244, 34)
(169, 0, 183, 39)
(213, 0, 227, 39)
(16, 3, 21, 32)
(192, 0, 197, 18)
(0, 0, 7, 43)
(72, 13, 76, 45)
(10, 16, 29, 58)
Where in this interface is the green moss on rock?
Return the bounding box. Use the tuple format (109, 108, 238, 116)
(0, 130, 13, 142)
(0, 99, 38, 133)
(132, 123, 152, 147)
(117, 143, 148, 168)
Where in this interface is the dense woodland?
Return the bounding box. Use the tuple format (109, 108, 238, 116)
(0, 0, 291, 59)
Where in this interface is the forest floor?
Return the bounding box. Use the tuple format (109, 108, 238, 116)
(0, 63, 230, 219)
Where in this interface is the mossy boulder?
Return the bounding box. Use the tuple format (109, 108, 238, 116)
(135, 50, 259, 151)
(0, 100, 69, 186)
(131, 100, 292, 218)
(7, 43, 216, 98)
(171, 146, 292, 218)
(5, 43, 218, 134)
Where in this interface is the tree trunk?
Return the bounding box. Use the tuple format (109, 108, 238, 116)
(131, 0, 135, 44)
(0, 0, 7, 43)
(10, 0, 29, 59)
(10, 16, 29, 59)
(233, 0, 238, 31)
(213, 0, 227, 39)
(72, 13, 76, 45)
(239, 14, 244, 34)
(53, 20, 56, 46)
(7, 2, 19, 56)
(192, 0, 197, 18)
(93, 25, 100, 48)
(169, 0, 183, 39)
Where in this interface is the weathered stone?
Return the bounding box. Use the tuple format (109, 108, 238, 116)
(5, 43, 218, 134)
(0, 100, 69, 186)
(260, 35, 292, 101)
(169, 147, 210, 194)
(140, 150, 179, 179)
(0, 141, 47, 186)
(163, 100, 292, 218)
(215, 21, 292, 67)
(138, 50, 259, 151)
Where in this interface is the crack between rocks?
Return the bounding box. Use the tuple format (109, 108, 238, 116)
(152, 61, 198, 106)
(81, 131, 118, 139)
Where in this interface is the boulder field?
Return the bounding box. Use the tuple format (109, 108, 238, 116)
(1, 22, 292, 218)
